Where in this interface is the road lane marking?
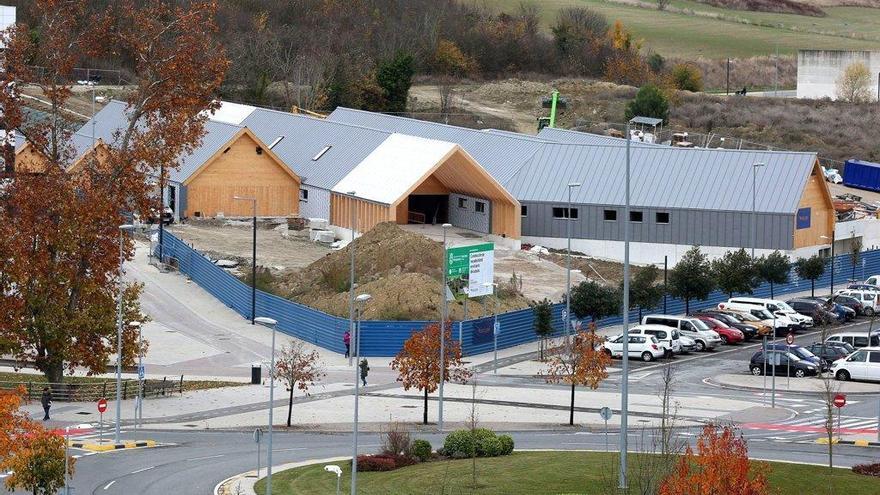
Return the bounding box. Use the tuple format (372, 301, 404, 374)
(130, 466, 155, 474)
(188, 454, 224, 461)
(103, 480, 116, 490)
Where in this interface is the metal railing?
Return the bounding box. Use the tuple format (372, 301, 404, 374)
(0, 376, 186, 402)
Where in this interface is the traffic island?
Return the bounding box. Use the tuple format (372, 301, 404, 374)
(68, 439, 157, 452)
(706, 373, 880, 395)
(817, 437, 880, 447)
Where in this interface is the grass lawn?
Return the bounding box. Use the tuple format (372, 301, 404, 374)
(255, 451, 880, 494)
(479, 0, 880, 58)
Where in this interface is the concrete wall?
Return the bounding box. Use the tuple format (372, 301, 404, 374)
(449, 192, 491, 233)
(797, 50, 880, 100)
(520, 201, 794, 251)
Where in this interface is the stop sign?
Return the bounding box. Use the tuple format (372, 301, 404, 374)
(97, 398, 108, 413)
(833, 393, 846, 408)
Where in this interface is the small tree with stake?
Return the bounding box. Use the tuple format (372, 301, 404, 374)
(541, 322, 610, 426)
(272, 342, 324, 427)
(391, 322, 470, 425)
(531, 298, 554, 361)
(755, 251, 790, 299)
(668, 246, 714, 314)
(711, 248, 757, 298)
(795, 255, 826, 297)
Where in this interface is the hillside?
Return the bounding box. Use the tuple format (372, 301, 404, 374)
(479, 0, 880, 57)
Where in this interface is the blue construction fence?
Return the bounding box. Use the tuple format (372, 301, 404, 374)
(158, 232, 880, 357)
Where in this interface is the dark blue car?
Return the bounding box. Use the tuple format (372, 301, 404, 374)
(763, 343, 827, 371)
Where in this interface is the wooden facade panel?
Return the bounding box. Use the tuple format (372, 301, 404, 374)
(331, 193, 392, 233)
(411, 175, 449, 195)
(395, 197, 409, 224)
(793, 163, 835, 249)
(185, 133, 300, 218)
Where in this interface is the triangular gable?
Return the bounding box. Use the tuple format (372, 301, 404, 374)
(182, 127, 300, 186)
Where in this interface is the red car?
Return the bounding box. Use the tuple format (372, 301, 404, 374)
(695, 316, 744, 344)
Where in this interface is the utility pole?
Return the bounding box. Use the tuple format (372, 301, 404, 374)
(351, 294, 371, 495)
(255, 317, 278, 495)
(565, 182, 581, 345)
(115, 224, 134, 444)
(726, 57, 731, 96)
(439, 223, 451, 431)
(347, 191, 357, 366)
(619, 119, 633, 490)
(233, 196, 257, 324)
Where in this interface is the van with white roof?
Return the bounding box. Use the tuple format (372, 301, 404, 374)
(717, 301, 797, 334)
(834, 289, 878, 316)
(640, 315, 721, 351)
(626, 324, 681, 358)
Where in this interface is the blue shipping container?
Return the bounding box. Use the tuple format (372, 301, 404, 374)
(843, 159, 880, 192)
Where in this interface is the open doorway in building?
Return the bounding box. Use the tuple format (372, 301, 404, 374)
(407, 194, 448, 225)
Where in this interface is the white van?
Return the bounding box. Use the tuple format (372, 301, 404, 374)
(627, 324, 682, 358)
(825, 331, 880, 349)
(725, 297, 813, 328)
(835, 289, 878, 316)
(717, 301, 797, 333)
(641, 315, 721, 351)
(864, 275, 880, 287)
(831, 347, 880, 382)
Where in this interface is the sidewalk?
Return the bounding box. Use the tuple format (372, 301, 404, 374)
(709, 373, 880, 395)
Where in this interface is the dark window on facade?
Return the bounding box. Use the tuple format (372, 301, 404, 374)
(552, 207, 578, 219)
(656, 212, 670, 224)
(630, 211, 643, 222)
(475, 201, 486, 213)
(521, 205, 528, 217)
(300, 189, 308, 202)
(256, 147, 263, 155)
(458, 198, 467, 208)
(603, 210, 617, 221)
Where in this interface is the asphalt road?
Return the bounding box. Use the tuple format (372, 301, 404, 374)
(18, 427, 880, 495)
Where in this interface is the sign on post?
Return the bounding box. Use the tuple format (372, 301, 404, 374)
(446, 243, 494, 298)
(137, 364, 145, 380)
(785, 333, 794, 346)
(97, 398, 108, 413)
(97, 398, 107, 444)
(834, 393, 847, 408)
(599, 407, 612, 453)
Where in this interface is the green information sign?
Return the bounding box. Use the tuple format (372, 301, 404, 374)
(446, 243, 494, 278)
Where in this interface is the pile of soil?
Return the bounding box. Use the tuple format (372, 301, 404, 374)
(276, 222, 531, 320)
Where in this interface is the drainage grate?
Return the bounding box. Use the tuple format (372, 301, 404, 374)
(183, 424, 199, 428)
(401, 405, 417, 409)
(75, 411, 92, 415)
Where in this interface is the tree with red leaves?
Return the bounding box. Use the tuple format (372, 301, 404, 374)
(391, 322, 470, 424)
(659, 424, 770, 495)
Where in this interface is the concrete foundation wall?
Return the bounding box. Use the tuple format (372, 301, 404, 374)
(797, 50, 880, 100)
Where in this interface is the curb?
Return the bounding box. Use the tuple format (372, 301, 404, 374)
(702, 377, 880, 397)
(816, 437, 880, 447)
(214, 456, 349, 495)
(68, 440, 156, 452)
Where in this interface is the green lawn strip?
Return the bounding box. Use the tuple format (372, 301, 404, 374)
(255, 451, 880, 495)
(481, 0, 880, 57)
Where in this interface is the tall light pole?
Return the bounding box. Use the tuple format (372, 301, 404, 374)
(439, 223, 452, 431)
(619, 121, 633, 490)
(115, 224, 134, 444)
(565, 182, 581, 345)
(348, 191, 357, 366)
(751, 163, 765, 258)
(233, 196, 257, 324)
(822, 234, 836, 295)
(351, 293, 371, 495)
(255, 317, 278, 495)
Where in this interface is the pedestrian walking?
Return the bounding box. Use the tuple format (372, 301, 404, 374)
(343, 330, 351, 358)
(359, 358, 369, 387)
(40, 386, 52, 421)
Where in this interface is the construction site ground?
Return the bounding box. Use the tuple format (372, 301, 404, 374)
(165, 221, 615, 319)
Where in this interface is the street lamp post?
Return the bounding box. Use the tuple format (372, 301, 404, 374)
(347, 191, 357, 366)
(619, 121, 632, 490)
(440, 223, 452, 431)
(751, 162, 765, 259)
(255, 317, 278, 495)
(351, 293, 371, 495)
(233, 196, 257, 324)
(131, 321, 142, 428)
(565, 183, 581, 345)
(115, 224, 134, 444)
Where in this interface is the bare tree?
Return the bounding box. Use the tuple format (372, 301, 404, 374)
(272, 342, 324, 427)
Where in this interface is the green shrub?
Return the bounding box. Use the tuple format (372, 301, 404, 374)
(443, 430, 476, 458)
(478, 436, 503, 457)
(412, 439, 432, 462)
(671, 63, 703, 92)
(498, 434, 515, 455)
(625, 84, 669, 124)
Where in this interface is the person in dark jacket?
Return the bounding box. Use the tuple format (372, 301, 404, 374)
(343, 330, 351, 358)
(359, 358, 369, 387)
(40, 387, 52, 421)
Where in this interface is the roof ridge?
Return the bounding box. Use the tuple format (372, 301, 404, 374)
(247, 106, 393, 135)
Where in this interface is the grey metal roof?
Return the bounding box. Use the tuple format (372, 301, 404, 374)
(327, 107, 543, 183)
(240, 108, 391, 189)
(505, 143, 818, 214)
(630, 116, 663, 126)
(75, 100, 244, 183)
(537, 127, 656, 147)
